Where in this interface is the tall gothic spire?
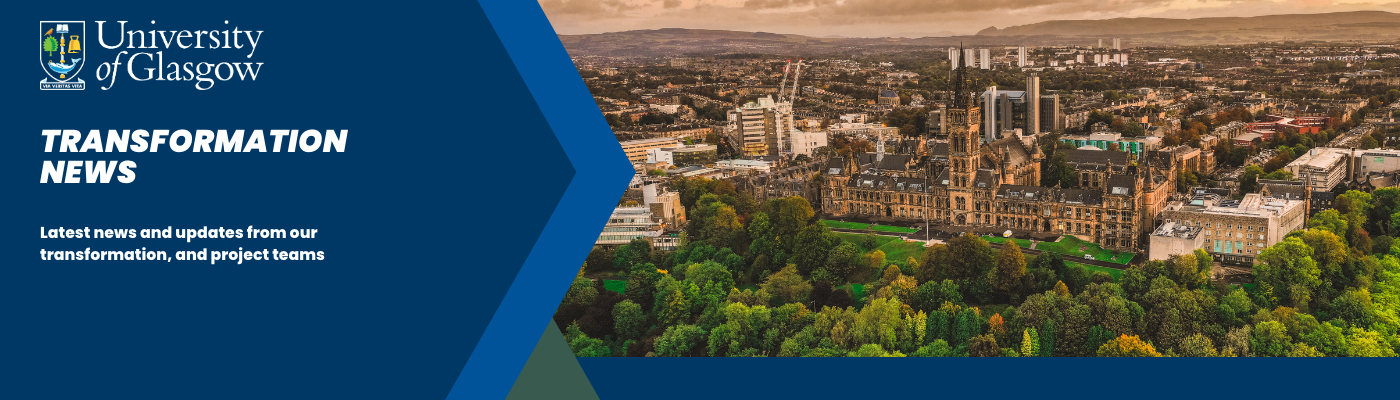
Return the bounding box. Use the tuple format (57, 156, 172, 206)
(953, 42, 967, 108)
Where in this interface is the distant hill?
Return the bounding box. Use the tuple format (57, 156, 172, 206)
(976, 11, 1400, 44)
(557, 12, 1400, 57)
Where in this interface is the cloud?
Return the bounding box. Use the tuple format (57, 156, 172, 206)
(538, 0, 647, 16)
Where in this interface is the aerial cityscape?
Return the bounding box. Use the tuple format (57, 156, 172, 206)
(552, 8, 1400, 357)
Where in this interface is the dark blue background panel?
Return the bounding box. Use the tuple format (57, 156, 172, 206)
(582, 358, 1398, 399)
(0, 1, 624, 399)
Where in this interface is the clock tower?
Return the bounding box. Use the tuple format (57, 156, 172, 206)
(946, 46, 982, 226)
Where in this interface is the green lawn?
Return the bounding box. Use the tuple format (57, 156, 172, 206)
(878, 240, 927, 264)
(1066, 261, 1123, 282)
(835, 232, 899, 251)
(835, 232, 926, 264)
(820, 220, 919, 234)
(820, 220, 872, 230)
(870, 224, 919, 233)
(837, 283, 867, 303)
(603, 279, 627, 294)
(1036, 236, 1135, 264)
(982, 236, 1032, 248)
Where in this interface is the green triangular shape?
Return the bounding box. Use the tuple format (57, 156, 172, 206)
(505, 320, 600, 400)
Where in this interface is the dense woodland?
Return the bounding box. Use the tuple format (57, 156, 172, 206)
(555, 178, 1400, 357)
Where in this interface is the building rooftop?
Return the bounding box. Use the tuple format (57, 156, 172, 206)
(1168, 193, 1305, 218)
(1287, 147, 1348, 170)
(620, 137, 682, 146)
(716, 159, 771, 168)
(1152, 221, 1202, 239)
(665, 144, 717, 153)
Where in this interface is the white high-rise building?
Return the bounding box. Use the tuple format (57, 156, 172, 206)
(949, 48, 959, 70)
(1076, 54, 1084, 63)
(1098, 39, 1103, 48)
(965, 48, 976, 68)
(979, 49, 990, 70)
(1113, 37, 1121, 50)
(1017, 46, 1027, 68)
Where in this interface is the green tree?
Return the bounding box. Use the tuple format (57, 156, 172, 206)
(792, 225, 841, 276)
(1042, 152, 1077, 188)
(1219, 288, 1256, 327)
(953, 307, 982, 346)
(1178, 333, 1219, 357)
(1250, 320, 1292, 357)
(948, 234, 996, 280)
(624, 270, 661, 312)
(917, 243, 952, 282)
(43, 36, 58, 56)
(847, 343, 905, 357)
(967, 333, 1000, 357)
(989, 240, 1028, 299)
(1168, 253, 1208, 287)
(912, 279, 963, 313)
(655, 277, 690, 326)
(555, 275, 598, 325)
(912, 339, 954, 357)
(1096, 334, 1161, 357)
(1288, 343, 1326, 357)
(612, 300, 646, 341)
(1254, 237, 1321, 308)
(1022, 328, 1041, 357)
(1373, 187, 1400, 236)
(826, 241, 862, 283)
(1345, 327, 1399, 357)
(1308, 209, 1349, 237)
(683, 260, 735, 293)
(653, 324, 708, 357)
(614, 237, 654, 272)
(761, 264, 813, 304)
(1359, 135, 1379, 150)
(1303, 321, 1346, 356)
(862, 249, 887, 282)
(1240, 165, 1263, 194)
(1329, 289, 1378, 328)
(564, 323, 610, 357)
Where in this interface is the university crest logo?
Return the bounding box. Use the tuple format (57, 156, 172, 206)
(40, 21, 85, 90)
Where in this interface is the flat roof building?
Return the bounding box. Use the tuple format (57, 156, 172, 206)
(647, 144, 717, 167)
(1059, 132, 1161, 158)
(716, 159, 772, 173)
(1285, 148, 1350, 192)
(620, 137, 682, 166)
(1149, 221, 1203, 261)
(1157, 192, 1307, 265)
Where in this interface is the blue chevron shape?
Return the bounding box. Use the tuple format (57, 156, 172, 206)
(448, 1, 635, 399)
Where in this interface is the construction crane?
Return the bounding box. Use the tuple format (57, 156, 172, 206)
(781, 59, 805, 106)
(777, 59, 793, 103)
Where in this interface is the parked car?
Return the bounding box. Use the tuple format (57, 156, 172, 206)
(1084, 254, 1095, 260)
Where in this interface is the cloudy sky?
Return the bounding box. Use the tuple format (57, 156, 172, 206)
(539, 0, 1400, 37)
